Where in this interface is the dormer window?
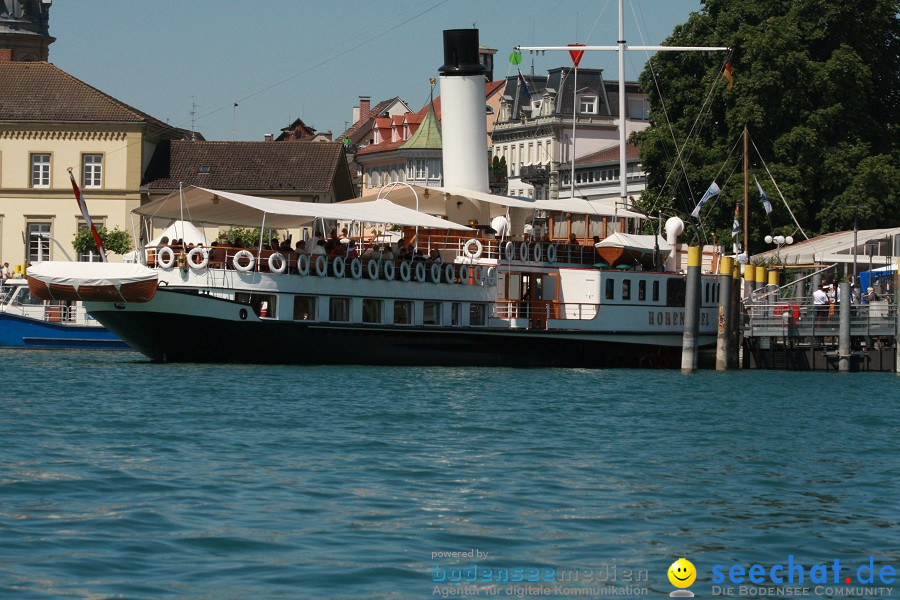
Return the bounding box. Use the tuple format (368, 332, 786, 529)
(198, 166, 211, 174)
(579, 95, 597, 114)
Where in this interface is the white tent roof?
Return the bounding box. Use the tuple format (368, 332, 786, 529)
(597, 232, 672, 255)
(150, 220, 207, 245)
(134, 187, 472, 231)
(753, 228, 900, 265)
(532, 198, 645, 219)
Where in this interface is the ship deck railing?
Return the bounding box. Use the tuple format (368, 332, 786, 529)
(743, 301, 896, 339)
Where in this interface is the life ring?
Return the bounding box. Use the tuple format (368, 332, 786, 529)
(350, 257, 362, 279)
(464, 238, 483, 260)
(157, 246, 175, 269)
(533, 243, 543, 262)
(519, 242, 529, 261)
(268, 252, 287, 274)
(504, 241, 515, 262)
(430, 263, 441, 283)
(473, 264, 484, 284)
(187, 247, 209, 270)
(367, 259, 379, 280)
(414, 262, 426, 283)
(383, 260, 395, 281)
(547, 244, 557, 263)
(332, 256, 346, 278)
(486, 266, 498, 287)
(399, 261, 411, 282)
(458, 264, 469, 284)
(233, 249, 255, 272)
(444, 263, 455, 284)
(314, 255, 328, 277)
(297, 254, 310, 276)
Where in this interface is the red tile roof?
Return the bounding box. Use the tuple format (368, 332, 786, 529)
(576, 144, 640, 165)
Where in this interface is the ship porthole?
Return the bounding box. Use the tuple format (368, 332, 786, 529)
(239, 308, 248, 320)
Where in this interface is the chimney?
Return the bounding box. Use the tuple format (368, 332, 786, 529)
(354, 96, 371, 124)
(0, 49, 12, 62)
(263, 133, 274, 142)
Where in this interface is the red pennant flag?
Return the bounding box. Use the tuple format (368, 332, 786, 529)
(568, 43, 585, 68)
(723, 63, 734, 89)
(68, 168, 107, 262)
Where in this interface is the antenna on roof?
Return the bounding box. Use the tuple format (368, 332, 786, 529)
(189, 97, 200, 141)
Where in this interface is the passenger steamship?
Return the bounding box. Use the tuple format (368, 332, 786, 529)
(27, 29, 721, 368)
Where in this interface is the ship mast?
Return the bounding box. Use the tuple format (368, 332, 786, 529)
(517, 0, 728, 209)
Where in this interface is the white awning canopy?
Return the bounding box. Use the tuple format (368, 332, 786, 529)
(134, 187, 472, 231)
(340, 184, 538, 214)
(531, 198, 645, 219)
(597, 232, 672, 255)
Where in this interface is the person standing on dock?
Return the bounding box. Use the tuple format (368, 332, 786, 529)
(813, 283, 829, 325)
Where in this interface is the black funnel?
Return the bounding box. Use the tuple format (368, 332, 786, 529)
(438, 29, 486, 77)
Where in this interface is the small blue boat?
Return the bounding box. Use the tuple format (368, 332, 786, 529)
(0, 278, 128, 350)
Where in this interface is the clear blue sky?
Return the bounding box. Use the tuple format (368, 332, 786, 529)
(50, 0, 702, 142)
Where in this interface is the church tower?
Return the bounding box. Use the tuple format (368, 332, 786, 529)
(0, 0, 54, 61)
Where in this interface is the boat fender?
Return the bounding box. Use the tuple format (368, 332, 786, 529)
(350, 257, 363, 279)
(504, 241, 515, 262)
(187, 247, 209, 270)
(458, 264, 469, 284)
(297, 254, 310, 276)
(533, 243, 543, 262)
(367, 259, 380, 280)
(519, 242, 529, 262)
(464, 238, 483, 260)
(399, 261, 411, 282)
(547, 244, 557, 263)
(486, 266, 498, 287)
(268, 252, 287, 274)
(314, 255, 328, 277)
(333, 256, 346, 278)
(414, 262, 426, 283)
(444, 263, 455, 284)
(157, 246, 176, 269)
(383, 260, 395, 281)
(430, 263, 441, 283)
(234, 249, 255, 272)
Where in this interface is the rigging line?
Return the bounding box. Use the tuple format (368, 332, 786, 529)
(749, 136, 810, 241)
(584, 0, 612, 43)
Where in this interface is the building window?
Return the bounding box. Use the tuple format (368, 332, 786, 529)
(394, 300, 412, 325)
(579, 96, 597, 114)
(293, 296, 316, 320)
(329, 297, 350, 322)
(362, 298, 382, 323)
(424, 301, 441, 325)
(82, 154, 102, 188)
(31, 154, 50, 188)
(27, 222, 51, 263)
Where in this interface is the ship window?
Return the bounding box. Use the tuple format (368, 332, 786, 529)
(329, 297, 350, 322)
(605, 279, 614, 300)
(653, 280, 660, 302)
(666, 279, 686, 307)
(469, 303, 487, 326)
(235, 292, 276, 318)
(424, 301, 441, 325)
(622, 279, 631, 300)
(451, 302, 461, 326)
(638, 280, 646, 301)
(293, 295, 316, 320)
(393, 300, 413, 325)
(362, 298, 382, 323)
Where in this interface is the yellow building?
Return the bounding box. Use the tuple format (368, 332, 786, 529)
(0, 59, 191, 271)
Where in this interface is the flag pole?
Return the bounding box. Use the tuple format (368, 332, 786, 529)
(68, 167, 107, 262)
(743, 125, 749, 258)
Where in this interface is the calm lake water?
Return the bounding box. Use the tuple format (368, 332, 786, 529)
(0, 349, 898, 599)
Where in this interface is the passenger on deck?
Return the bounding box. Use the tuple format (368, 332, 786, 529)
(427, 249, 442, 265)
(413, 249, 426, 262)
(365, 244, 383, 261)
(568, 233, 579, 246)
(347, 240, 359, 260)
(269, 240, 280, 252)
(311, 240, 326, 256)
(159, 236, 170, 247)
(382, 245, 395, 262)
(279, 240, 292, 252)
(294, 241, 306, 254)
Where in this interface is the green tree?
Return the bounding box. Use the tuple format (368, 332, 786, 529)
(632, 0, 899, 253)
(218, 227, 277, 248)
(72, 226, 133, 256)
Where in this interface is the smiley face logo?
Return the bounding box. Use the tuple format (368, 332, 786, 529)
(668, 558, 696, 588)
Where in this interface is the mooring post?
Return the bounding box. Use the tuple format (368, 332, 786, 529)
(895, 258, 900, 375)
(716, 256, 733, 371)
(839, 281, 851, 372)
(731, 261, 741, 368)
(682, 246, 701, 373)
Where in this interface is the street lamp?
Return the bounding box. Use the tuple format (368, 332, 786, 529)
(765, 234, 794, 264)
